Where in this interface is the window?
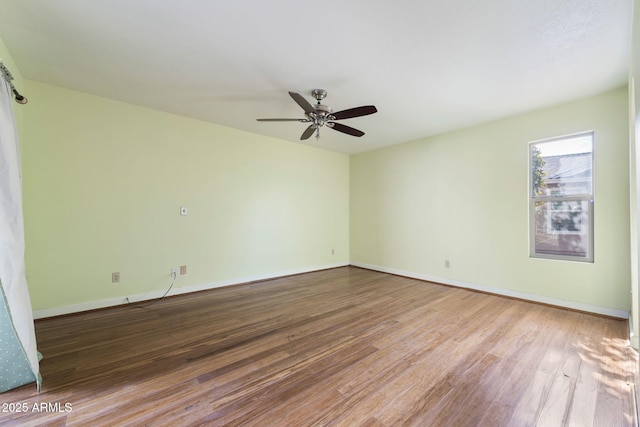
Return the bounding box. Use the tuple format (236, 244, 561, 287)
(529, 132, 593, 262)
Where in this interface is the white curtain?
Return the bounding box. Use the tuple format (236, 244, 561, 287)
(0, 78, 39, 391)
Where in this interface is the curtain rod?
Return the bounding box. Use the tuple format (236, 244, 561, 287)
(0, 61, 27, 104)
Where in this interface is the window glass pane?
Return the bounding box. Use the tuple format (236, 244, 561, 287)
(531, 134, 592, 197)
(533, 200, 590, 258)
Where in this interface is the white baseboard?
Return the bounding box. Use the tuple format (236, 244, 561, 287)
(33, 263, 348, 319)
(33, 261, 629, 320)
(350, 262, 629, 319)
(630, 313, 640, 349)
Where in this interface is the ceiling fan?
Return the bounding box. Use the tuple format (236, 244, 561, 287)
(257, 89, 377, 140)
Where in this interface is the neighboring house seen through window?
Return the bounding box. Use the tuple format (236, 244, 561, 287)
(529, 132, 594, 262)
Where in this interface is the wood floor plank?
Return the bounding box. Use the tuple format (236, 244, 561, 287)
(0, 266, 635, 426)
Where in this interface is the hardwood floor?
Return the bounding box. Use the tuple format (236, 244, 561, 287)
(0, 266, 636, 426)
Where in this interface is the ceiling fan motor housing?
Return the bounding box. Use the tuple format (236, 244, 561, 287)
(313, 103, 333, 116)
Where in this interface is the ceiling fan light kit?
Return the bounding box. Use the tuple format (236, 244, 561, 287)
(257, 89, 377, 141)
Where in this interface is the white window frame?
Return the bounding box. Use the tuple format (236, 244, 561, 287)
(529, 132, 594, 263)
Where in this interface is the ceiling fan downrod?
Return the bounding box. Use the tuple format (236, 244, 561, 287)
(309, 89, 333, 129)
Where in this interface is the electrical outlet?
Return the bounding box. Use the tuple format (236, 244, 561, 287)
(171, 268, 177, 278)
(180, 265, 187, 275)
(331, 249, 335, 255)
(112, 272, 120, 283)
(445, 260, 450, 268)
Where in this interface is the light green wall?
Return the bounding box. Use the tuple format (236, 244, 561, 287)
(351, 88, 630, 312)
(22, 81, 350, 311)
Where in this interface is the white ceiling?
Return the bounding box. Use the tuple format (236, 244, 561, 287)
(0, 0, 633, 154)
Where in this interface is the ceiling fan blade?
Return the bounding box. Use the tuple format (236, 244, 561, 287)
(289, 92, 315, 114)
(300, 124, 316, 140)
(331, 105, 377, 120)
(329, 122, 365, 137)
(257, 118, 309, 122)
